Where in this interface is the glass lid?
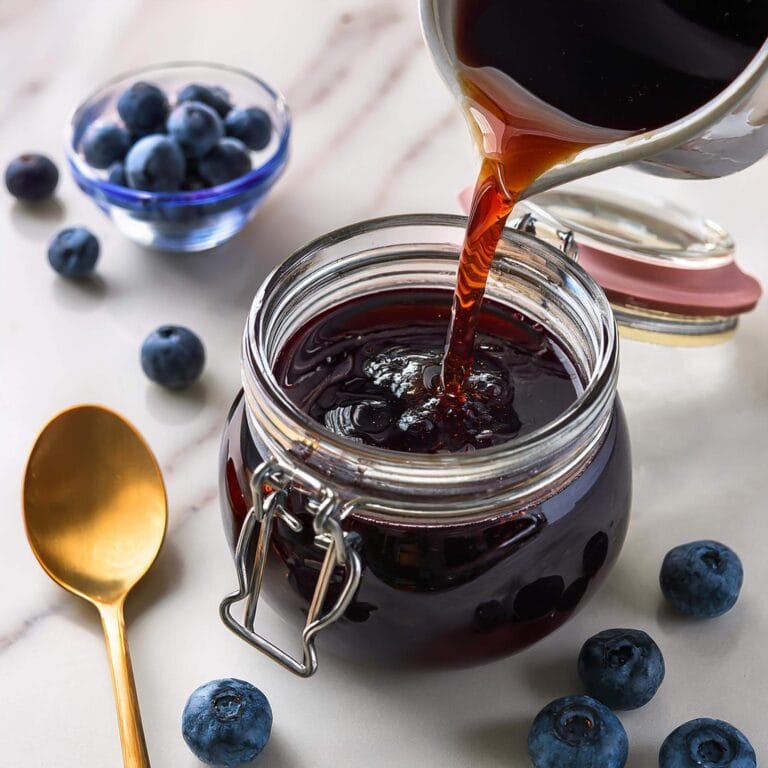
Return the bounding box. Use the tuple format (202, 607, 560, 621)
(513, 187, 763, 346)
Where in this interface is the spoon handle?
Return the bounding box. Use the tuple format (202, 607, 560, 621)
(99, 601, 151, 768)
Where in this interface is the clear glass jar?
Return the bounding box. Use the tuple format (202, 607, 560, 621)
(219, 214, 631, 676)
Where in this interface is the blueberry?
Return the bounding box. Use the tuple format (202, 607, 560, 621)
(659, 718, 755, 768)
(4, 153, 59, 201)
(167, 101, 224, 158)
(117, 81, 170, 135)
(197, 138, 252, 186)
(107, 161, 126, 186)
(47, 227, 99, 278)
(225, 107, 272, 151)
(81, 122, 131, 169)
(177, 83, 233, 118)
(182, 678, 272, 767)
(660, 540, 743, 618)
(141, 325, 205, 388)
(578, 628, 665, 710)
(528, 695, 628, 768)
(125, 135, 186, 192)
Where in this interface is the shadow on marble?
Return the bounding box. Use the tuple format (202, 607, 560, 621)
(50, 273, 109, 310)
(10, 197, 66, 240)
(458, 716, 531, 766)
(145, 377, 208, 424)
(181, 732, 301, 768)
(126, 538, 185, 625)
(132, 198, 313, 313)
(626, 741, 660, 768)
(518, 649, 581, 702)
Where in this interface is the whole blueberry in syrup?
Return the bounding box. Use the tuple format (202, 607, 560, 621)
(578, 628, 664, 710)
(117, 81, 170, 135)
(660, 540, 743, 618)
(47, 227, 100, 278)
(528, 695, 628, 768)
(4, 153, 59, 201)
(141, 325, 205, 389)
(182, 678, 272, 767)
(659, 718, 755, 768)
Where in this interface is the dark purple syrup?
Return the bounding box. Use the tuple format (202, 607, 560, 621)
(274, 290, 579, 453)
(456, 0, 768, 132)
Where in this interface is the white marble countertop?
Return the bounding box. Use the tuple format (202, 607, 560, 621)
(2, 1, 767, 765)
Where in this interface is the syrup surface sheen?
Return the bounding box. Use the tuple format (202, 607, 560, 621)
(274, 290, 579, 454)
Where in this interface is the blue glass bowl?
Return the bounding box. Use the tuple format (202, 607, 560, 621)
(67, 62, 290, 252)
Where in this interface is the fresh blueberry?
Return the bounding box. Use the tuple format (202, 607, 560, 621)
(177, 83, 233, 118)
(224, 107, 272, 151)
(578, 628, 665, 710)
(4, 153, 59, 201)
(107, 161, 127, 186)
(81, 122, 131, 169)
(47, 227, 99, 278)
(528, 695, 628, 768)
(197, 138, 252, 186)
(125, 135, 186, 192)
(182, 678, 272, 767)
(660, 540, 743, 618)
(167, 101, 224, 158)
(117, 81, 170, 135)
(659, 718, 755, 768)
(141, 325, 205, 389)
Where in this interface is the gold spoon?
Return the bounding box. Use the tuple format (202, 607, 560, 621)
(23, 405, 167, 768)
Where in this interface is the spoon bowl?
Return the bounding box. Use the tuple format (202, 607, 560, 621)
(23, 405, 167, 767)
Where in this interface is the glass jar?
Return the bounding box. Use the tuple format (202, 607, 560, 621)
(219, 214, 631, 676)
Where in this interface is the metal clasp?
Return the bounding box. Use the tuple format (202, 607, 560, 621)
(219, 461, 362, 677)
(513, 212, 579, 262)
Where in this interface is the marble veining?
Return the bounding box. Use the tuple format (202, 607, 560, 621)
(1, 1, 767, 765)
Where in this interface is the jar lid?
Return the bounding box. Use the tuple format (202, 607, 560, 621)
(515, 187, 763, 345)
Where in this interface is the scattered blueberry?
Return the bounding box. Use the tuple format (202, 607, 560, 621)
(225, 107, 272, 151)
(177, 83, 233, 118)
(141, 325, 205, 388)
(4, 153, 59, 201)
(659, 718, 755, 768)
(117, 81, 170, 135)
(125, 135, 186, 192)
(660, 540, 743, 618)
(528, 695, 628, 768)
(81, 122, 131, 169)
(578, 628, 665, 710)
(197, 138, 252, 186)
(182, 678, 272, 767)
(47, 227, 100, 278)
(167, 101, 224, 158)
(107, 161, 127, 186)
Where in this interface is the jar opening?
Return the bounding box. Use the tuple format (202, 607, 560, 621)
(242, 214, 618, 511)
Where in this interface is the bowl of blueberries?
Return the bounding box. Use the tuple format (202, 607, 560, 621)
(66, 62, 290, 252)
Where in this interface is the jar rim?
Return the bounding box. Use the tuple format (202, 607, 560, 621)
(242, 213, 619, 505)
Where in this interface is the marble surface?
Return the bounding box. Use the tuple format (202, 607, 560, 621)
(2, 1, 767, 765)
